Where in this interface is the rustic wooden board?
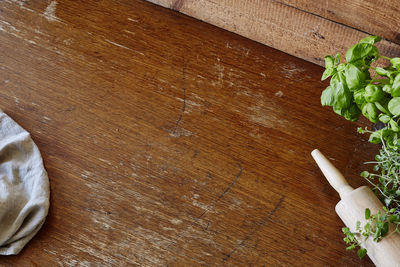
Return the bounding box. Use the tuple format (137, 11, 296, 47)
(0, 0, 378, 265)
(279, 0, 400, 44)
(147, 0, 400, 66)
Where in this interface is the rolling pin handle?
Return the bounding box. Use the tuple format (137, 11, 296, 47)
(311, 149, 354, 199)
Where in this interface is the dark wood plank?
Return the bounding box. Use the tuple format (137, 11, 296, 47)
(0, 0, 377, 265)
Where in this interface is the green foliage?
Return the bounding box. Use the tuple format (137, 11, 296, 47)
(321, 36, 400, 260)
(342, 207, 400, 259)
(321, 36, 400, 147)
(343, 142, 400, 259)
(363, 144, 400, 212)
(343, 206, 400, 259)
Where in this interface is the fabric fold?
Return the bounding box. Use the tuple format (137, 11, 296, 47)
(0, 111, 50, 255)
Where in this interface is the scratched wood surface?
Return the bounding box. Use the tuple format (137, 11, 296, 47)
(0, 0, 377, 266)
(148, 0, 400, 66)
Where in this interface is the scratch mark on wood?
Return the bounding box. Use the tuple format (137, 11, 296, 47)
(127, 18, 139, 22)
(99, 158, 112, 165)
(171, 58, 187, 136)
(123, 29, 136, 35)
(165, 163, 243, 250)
(104, 39, 145, 55)
(170, 218, 182, 225)
(214, 58, 225, 85)
(192, 199, 209, 210)
(105, 39, 132, 50)
(44, 1, 59, 22)
(222, 196, 285, 262)
(217, 163, 242, 200)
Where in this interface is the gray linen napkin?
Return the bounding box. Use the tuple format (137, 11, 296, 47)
(0, 111, 50, 255)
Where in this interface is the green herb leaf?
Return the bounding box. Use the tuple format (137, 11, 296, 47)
(357, 248, 367, 259)
(392, 75, 400, 94)
(382, 222, 389, 236)
(362, 102, 379, 123)
(359, 35, 381, 45)
(390, 58, 400, 69)
(344, 104, 361, 121)
(321, 86, 335, 106)
(361, 171, 370, 178)
(369, 129, 384, 143)
(324, 55, 334, 69)
(376, 100, 390, 115)
(390, 119, 400, 132)
(345, 43, 378, 64)
(365, 84, 384, 102)
(379, 114, 391, 123)
(345, 64, 365, 90)
(331, 73, 351, 109)
(353, 89, 365, 106)
(376, 67, 388, 76)
(383, 84, 393, 94)
(388, 97, 400, 116)
(335, 53, 341, 65)
(365, 208, 371, 219)
(389, 215, 398, 223)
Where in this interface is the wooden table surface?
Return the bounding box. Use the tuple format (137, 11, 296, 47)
(0, 0, 377, 266)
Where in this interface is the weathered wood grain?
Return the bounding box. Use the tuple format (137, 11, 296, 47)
(147, 0, 400, 66)
(0, 0, 377, 265)
(279, 0, 400, 45)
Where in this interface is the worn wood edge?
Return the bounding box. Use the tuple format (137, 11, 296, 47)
(146, 0, 400, 66)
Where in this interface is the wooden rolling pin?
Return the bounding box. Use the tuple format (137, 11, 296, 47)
(311, 149, 400, 266)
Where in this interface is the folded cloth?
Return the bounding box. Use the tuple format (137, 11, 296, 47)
(0, 111, 50, 255)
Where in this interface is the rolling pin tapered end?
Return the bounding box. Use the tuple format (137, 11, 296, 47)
(311, 149, 353, 199)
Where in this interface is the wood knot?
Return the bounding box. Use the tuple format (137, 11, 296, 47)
(172, 0, 184, 11)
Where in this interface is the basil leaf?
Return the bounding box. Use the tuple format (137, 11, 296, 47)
(391, 85, 400, 97)
(343, 104, 360, 121)
(383, 84, 393, 94)
(390, 119, 400, 132)
(369, 129, 384, 144)
(379, 114, 391, 123)
(362, 102, 378, 123)
(345, 43, 378, 63)
(353, 89, 365, 106)
(321, 86, 335, 106)
(375, 99, 390, 114)
(392, 74, 400, 93)
(388, 97, 400, 116)
(324, 55, 334, 69)
(359, 35, 381, 44)
(365, 84, 384, 102)
(390, 57, 400, 69)
(333, 105, 345, 116)
(331, 73, 351, 109)
(335, 52, 341, 65)
(322, 68, 335, 81)
(345, 64, 365, 90)
(376, 67, 390, 77)
(337, 63, 346, 72)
